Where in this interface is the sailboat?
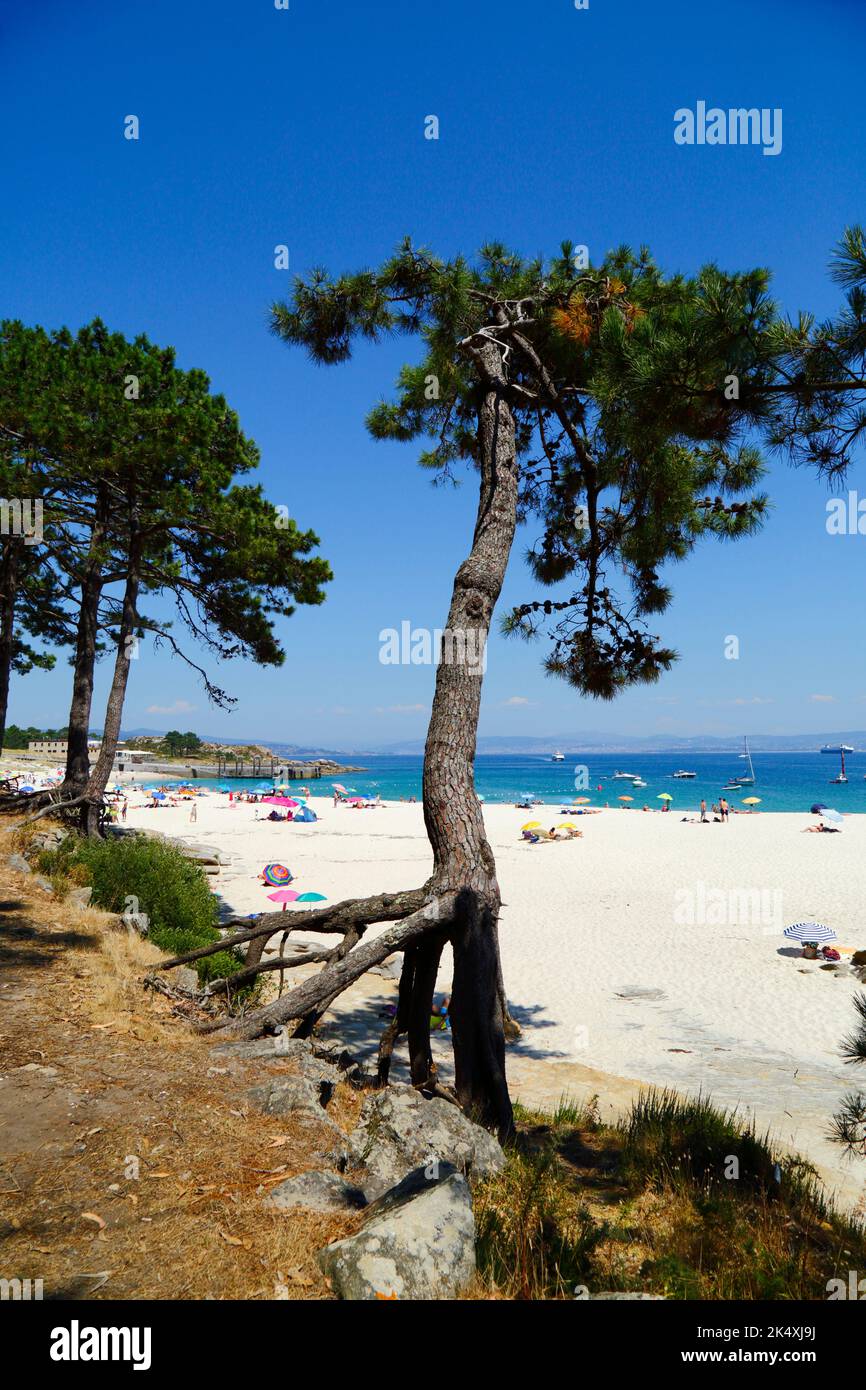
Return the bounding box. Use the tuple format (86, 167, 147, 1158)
(822, 745, 850, 784)
(722, 737, 756, 790)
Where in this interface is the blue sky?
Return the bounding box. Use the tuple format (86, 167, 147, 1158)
(1, 0, 864, 748)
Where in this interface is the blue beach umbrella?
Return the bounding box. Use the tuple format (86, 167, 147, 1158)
(783, 922, 838, 944)
(820, 807, 844, 824)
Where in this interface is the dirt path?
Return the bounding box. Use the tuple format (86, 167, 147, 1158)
(0, 862, 364, 1300)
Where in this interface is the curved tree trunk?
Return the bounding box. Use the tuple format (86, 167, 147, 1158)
(418, 340, 519, 1138)
(81, 538, 141, 836)
(63, 492, 109, 798)
(0, 537, 22, 756)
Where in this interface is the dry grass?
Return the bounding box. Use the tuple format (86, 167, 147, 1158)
(0, 837, 364, 1300)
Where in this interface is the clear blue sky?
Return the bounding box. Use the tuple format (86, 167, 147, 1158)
(1, 0, 864, 748)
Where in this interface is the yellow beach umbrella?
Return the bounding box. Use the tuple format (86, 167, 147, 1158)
(557, 822, 576, 829)
(742, 796, 761, 805)
(618, 794, 634, 802)
(522, 821, 542, 830)
(574, 797, 591, 804)
(657, 792, 673, 801)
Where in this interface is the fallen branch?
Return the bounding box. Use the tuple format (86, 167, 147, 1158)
(155, 884, 430, 970)
(203, 948, 331, 995)
(212, 892, 456, 1040)
(2, 792, 89, 830)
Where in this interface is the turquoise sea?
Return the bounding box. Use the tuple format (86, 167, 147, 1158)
(150, 750, 866, 813)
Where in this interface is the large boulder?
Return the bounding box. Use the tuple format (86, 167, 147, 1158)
(317, 1170, 475, 1300)
(344, 1083, 505, 1200)
(265, 1170, 367, 1214)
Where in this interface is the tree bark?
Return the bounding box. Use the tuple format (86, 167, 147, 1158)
(0, 537, 22, 755)
(81, 535, 141, 835)
(417, 341, 519, 1138)
(63, 491, 109, 797)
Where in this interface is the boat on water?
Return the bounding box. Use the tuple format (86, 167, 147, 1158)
(613, 770, 641, 780)
(821, 744, 854, 754)
(723, 737, 756, 789)
(672, 769, 696, 779)
(551, 750, 565, 761)
(632, 779, 648, 789)
(825, 746, 850, 784)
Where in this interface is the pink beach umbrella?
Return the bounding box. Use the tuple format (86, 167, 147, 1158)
(267, 888, 300, 911)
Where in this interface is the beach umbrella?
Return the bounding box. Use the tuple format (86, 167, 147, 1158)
(295, 892, 327, 904)
(618, 794, 634, 802)
(574, 797, 591, 804)
(810, 803, 828, 815)
(557, 822, 576, 829)
(267, 889, 300, 911)
(657, 793, 673, 801)
(742, 796, 761, 805)
(151, 791, 166, 800)
(821, 807, 844, 824)
(522, 821, 542, 830)
(262, 863, 293, 886)
(332, 783, 347, 793)
(783, 922, 837, 944)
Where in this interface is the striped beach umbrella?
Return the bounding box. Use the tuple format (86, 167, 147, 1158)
(262, 862, 293, 886)
(783, 922, 837, 944)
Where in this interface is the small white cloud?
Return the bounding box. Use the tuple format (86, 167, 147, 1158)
(502, 696, 533, 707)
(146, 699, 196, 715)
(810, 694, 836, 703)
(374, 704, 427, 715)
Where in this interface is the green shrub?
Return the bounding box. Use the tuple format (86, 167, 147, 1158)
(73, 835, 242, 986)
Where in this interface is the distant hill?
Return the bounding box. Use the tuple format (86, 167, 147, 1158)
(369, 731, 866, 756)
(116, 728, 866, 757)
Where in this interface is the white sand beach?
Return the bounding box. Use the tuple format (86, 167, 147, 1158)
(125, 792, 866, 1213)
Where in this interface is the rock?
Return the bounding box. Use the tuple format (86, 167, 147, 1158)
(589, 1292, 667, 1300)
(345, 1084, 505, 1200)
(317, 1171, 475, 1300)
(7, 853, 32, 874)
(116, 911, 149, 937)
(175, 967, 200, 991)
(248, 1074, 333, 1118)
(32, 874, 54, 894)
(214, 1032, 313, 1062)
(265, 1170, 367, 1213)
(68, 886, 93, 907)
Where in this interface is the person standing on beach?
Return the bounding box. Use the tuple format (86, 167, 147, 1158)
(700, 798, 707, 823)
(122, 799, 128, 822)
(190, 801, 197, 823)
(719, 797, 729, 822)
